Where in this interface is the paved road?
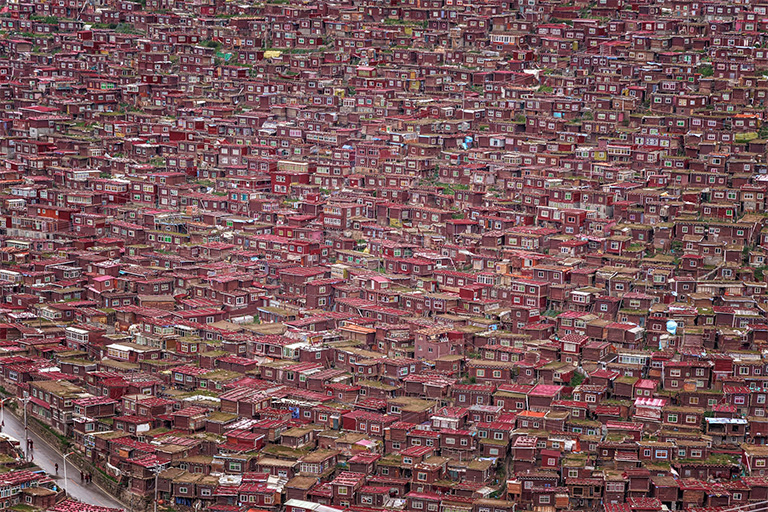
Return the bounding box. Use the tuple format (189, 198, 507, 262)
(1, 407, 125, 510)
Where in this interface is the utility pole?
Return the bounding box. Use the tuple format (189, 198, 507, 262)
(63, 451, 74, 498)
(151, 463, 168, 512)
(19, 397, 31, 461)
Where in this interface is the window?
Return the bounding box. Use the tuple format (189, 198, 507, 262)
(540, 496, 550, 504)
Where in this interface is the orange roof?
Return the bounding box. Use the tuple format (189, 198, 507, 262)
(517, 410, 547, 418)
(340, 323, 376, 334)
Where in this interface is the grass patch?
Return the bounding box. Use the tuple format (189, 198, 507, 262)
(11, 505, 36, 512)
(95, 464, 118, 483)
(569, 372, 585, 387)
(261, 444, 312, 458)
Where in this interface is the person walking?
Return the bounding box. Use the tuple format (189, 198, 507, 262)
(80, 471, 84, 483)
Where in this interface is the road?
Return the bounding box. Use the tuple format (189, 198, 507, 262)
(1, 407, 125, 510)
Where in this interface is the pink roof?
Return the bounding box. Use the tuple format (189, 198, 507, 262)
(529, 384, 563, 397)
(48, 500, 124, 512)
(635, 379, 657, 389)
(634, 397, 666, 408)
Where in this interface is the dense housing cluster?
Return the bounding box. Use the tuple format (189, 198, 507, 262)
(0, 0, 768, 511)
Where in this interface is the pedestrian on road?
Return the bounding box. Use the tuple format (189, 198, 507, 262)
(54, 463, 58, 474)
(28, 440, 32, 451)
(87, 473, 92, 484)
(80, 471, 84, 483)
